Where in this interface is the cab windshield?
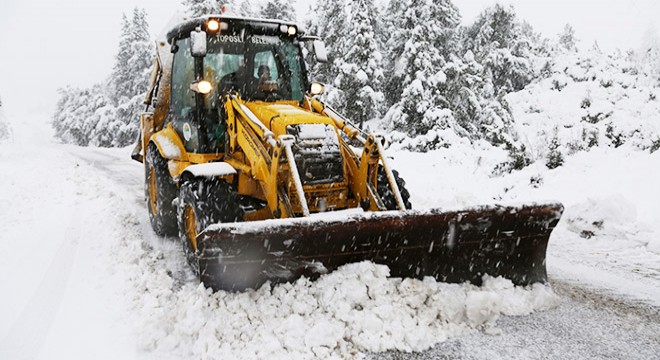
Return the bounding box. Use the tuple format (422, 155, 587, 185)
(204, 33, 306, 103)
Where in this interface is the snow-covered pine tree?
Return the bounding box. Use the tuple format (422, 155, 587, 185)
(87, 82, 118, 147)
(182, 0, 256, 17)
(260, 0, 296, 21)
(128, 8, 152, 96)
(53, 8, 153, 147)
(440, 51, 484, 138)
(434, 3, 545, 154)
(559, 24, 577, 52)
(106, 7, 153, 146)
(334, 0, 384, 128)
(463, 4, 537, 93)
(52, 86, 97, 146)
(52, 87, 75, 143)
(387, 0, 461, 133)
(381, 0, 409, 107)
(443, 49, 520, 147)
(637, 25, 660, 82)
(305, 0, 351, 87)
(109, 8, 152, 104)
(110, 13, 133, 105)
(546, 128, 564, 169)
(182, 0, 222, 17)
(237, 0, 257, 17)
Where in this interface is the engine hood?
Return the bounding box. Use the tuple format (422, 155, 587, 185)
(243, 101, 334, 136)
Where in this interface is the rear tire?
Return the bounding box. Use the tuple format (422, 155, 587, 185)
(146, 143, 178, 236)
(177, 178, 243, 275)
(377, 165, 412, 210)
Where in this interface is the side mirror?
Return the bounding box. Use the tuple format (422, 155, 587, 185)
(190, 28, 207, 57)
(313, 40, 328, 63)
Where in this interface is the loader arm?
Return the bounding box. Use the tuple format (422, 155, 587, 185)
(225, 95, 310, 219)
(309, 97, 407, 211)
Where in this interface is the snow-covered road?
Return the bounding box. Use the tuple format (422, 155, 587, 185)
(1, 141, 659, 359)
(374, 279, 660, 359)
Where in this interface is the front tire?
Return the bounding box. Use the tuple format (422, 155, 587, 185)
(377, 165, 412, 210)
(177, 178, 243, 275)
(146, 143, 178, 236)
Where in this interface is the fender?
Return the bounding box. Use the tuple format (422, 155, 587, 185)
(181, 162, 237, 181)
(149, 124, 188, 162)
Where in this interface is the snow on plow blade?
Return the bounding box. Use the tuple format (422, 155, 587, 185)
(195, 203, 564, 291)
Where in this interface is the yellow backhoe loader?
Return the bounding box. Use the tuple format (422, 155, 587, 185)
(132, 14, 563, 291)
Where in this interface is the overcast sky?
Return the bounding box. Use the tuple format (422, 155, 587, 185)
(0, 0, 658, 122)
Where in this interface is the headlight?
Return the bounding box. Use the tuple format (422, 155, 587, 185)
(287, 26, 297, 36)
(281, 25, 297, 36)
(207, 19, 220, 32)
(310, 82, 325, 96)
(190, 80, 213, 94)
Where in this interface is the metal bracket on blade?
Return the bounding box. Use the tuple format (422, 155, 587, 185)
(279, 135, 310, 217)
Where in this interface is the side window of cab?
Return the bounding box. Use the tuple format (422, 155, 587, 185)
(170, 38, 199, 152)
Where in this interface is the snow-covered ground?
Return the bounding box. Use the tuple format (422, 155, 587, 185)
(1, 113, 659, 359)
(392, 146, 660, 306)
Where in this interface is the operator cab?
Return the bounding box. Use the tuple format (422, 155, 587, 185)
(166, 15, 327, 154)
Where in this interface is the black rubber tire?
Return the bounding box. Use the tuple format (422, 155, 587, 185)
(145, 143, 178, 236)
(377, 165, 412, 210)
(177, 178, 243, 275)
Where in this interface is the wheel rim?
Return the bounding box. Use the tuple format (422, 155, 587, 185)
(148, 166, 157, 214)
(183, 205, 198, 251)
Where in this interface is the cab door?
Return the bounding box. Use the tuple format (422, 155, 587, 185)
(169, 37, 201, 153)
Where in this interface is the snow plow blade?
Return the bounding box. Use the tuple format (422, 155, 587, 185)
(195, 203, 563, 291)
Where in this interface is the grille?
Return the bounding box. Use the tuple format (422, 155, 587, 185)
(286, 124, 345, 185)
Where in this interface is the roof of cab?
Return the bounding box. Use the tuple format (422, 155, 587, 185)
(166, 15, 302, 43)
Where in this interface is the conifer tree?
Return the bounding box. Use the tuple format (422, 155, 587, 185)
(335, 0, 384, 128)
(54, 8, 153, 147)
(638, 25, 660, 80)
(106, 8, 153, 146)
(52, 86, 97, 146)
(128, 8, 152, 96)
(381, 0, 407, 107)
(559, 24, 577, 51)
(441, 51, 484, 137)
(260, 0, 296, 21)
(88, 83, 117, 147)
(305, 0, 351, 85)
(110, 14, 133, 105)
(182, 0, 256, 17)
(463, 4, 537, 93)
(237, 0, 257, 17)
(110, 8, 152, 104)
(182, 0, 222, 17)
(386, 0, 461, 131)
(546, 128, 564, 169)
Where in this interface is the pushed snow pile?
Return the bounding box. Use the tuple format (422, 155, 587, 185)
(122, 258, 558, 359)
(555, 194, 660, 283)
(564, 195, 658, 249)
